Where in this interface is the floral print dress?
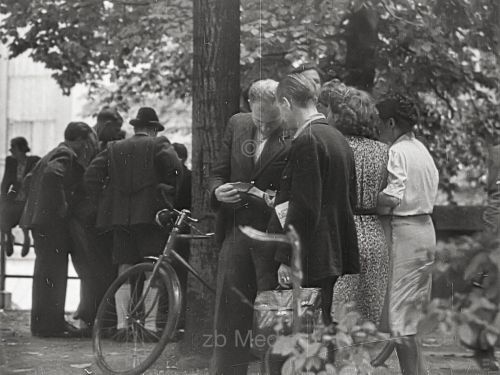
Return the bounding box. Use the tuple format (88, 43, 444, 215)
(332, 136, 389, 325)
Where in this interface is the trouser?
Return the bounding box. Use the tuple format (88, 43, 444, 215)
(70, 221, 116, 326)
(210, 229, 278, 375)
(31, 222, 71, 334)
(306, 276, 338, 326)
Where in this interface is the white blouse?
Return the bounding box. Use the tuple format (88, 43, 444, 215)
(383, 132, 439, 216)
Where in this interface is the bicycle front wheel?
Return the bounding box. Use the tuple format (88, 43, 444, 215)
(93, 262, 182, 375)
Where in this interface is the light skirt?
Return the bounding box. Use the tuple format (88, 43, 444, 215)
(381, 215, 435, 336)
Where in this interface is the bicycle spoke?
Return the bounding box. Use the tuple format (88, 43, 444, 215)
(93, 262, 179, 374)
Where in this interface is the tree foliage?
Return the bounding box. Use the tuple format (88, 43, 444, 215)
(0, 0, 498, 197)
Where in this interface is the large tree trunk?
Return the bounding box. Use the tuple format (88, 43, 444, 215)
(180, 0, 240, 362)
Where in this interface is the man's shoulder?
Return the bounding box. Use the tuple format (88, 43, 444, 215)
(50, 143, 76, 158)
(27, 155, 41, 163)
(5, 156, 16, 166)
(229, 112, 253, 129)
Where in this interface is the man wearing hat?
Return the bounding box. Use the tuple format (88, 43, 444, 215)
(85, 107, 182, 340)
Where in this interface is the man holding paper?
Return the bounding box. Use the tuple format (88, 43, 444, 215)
(209, 79, 293, 374)
(270, 73, 359, 325)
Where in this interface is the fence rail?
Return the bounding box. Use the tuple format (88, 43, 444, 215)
(0, 241, 80, 308)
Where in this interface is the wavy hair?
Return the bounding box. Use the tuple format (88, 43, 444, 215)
(320, 79, 379, 139)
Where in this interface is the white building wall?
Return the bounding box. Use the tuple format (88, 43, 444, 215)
(0, 45, 86, 169)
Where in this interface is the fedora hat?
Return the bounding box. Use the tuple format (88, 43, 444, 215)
(129, 107, 164, 131)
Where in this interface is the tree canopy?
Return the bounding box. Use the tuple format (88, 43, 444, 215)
(1, 0, 499, 197)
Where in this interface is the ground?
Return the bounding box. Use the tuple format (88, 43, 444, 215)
(1, 309, 499, 375)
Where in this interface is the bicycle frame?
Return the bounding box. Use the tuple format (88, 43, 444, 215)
(132, 210, 215, 315)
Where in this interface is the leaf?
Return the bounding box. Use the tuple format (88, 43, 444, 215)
(458, 324, 477, 347)
(272, 335, 299, 356)
(361, 321, 377, 334)
(485, 331, 498, 347)
(417, 312, 441, 335)
(339, 365, 357, 375)
(325, 363, 337, 375)
(335, 331, 353, 348)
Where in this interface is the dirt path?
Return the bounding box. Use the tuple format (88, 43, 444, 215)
(1, 310, 498, 375)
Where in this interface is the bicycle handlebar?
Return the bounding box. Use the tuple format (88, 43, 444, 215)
(155, 208, 204, 230)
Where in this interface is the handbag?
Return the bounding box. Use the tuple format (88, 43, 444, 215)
(251, 287, 322, 358)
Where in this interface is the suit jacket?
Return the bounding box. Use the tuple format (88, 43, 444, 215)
(1, 155, 40, 199)
(84, 134, 182, 228)
(20, 144, 84, 229)
(209, 113, 292, 245)
(175, 165, 192, 210)
(269, 118, 359, 282)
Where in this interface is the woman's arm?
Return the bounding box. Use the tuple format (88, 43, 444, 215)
(377, 148, 407, 214)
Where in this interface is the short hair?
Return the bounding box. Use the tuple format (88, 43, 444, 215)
(326, 84, 379, 139)
(376, 94, 419, 133)
(64, 122, 93, 141)
(172, 142, 188, 161)
(10, 137, 30, 153)
(276, 73, 317, 108)
(248, 79, 279, 104)
(96, 106, 123, 125)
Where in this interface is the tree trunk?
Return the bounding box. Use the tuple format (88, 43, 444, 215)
(180, 0, 240, 361)
(344, 7, 379, 91)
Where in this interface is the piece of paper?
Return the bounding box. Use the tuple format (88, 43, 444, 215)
(275, 201, 289, 228)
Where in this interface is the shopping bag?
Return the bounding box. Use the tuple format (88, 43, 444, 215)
(251, 287, 322, 358)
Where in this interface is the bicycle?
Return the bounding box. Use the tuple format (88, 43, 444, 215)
(92, 208, 215, 375)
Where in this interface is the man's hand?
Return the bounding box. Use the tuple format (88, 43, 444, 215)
(215, 183, 241, 203)
(278, 264, 292, 288)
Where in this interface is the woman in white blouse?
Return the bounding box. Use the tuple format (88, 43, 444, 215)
(374, 95, 439, 375)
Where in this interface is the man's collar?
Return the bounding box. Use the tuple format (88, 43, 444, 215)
(293, 113, 326, 139)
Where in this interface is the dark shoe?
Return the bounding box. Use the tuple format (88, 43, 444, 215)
(170, 328, 184, 342)
(21, 241, 30, 257)
(33, 322, 90, 338)
(3, 234, 14, 257)
(141, 328, 160, 343)
(474, 349, 500, 371)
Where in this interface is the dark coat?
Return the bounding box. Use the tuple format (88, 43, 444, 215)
(1, 155, 40, 199)
(175, 165, 192, 210)
(84, 134, 182, 228)
(209, 113, 292, 245)
(20, 144, 84, 229)
(270, 118, 360, 282)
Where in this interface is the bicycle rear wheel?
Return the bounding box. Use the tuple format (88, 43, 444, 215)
(93, 262, 181, 375)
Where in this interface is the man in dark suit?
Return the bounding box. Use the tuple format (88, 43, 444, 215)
(270, 73, 359, 326)
(85, 107, 182, 339)
(21, 122, 98, 337)
(209, 79, 293, 375)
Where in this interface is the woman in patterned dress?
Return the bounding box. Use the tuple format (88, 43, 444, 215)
(319, 81, 389, 325)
